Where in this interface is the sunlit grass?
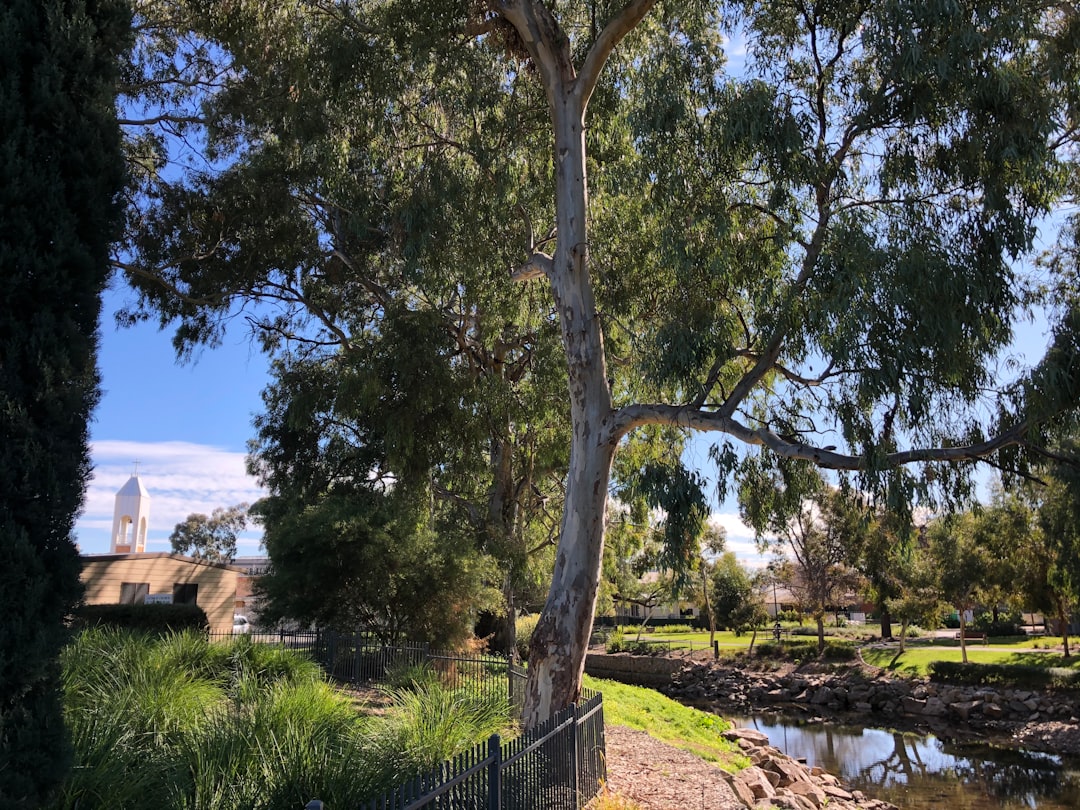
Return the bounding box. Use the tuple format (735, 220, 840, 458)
(862, 645, 1080, 676)
(583, 675, 749, 771)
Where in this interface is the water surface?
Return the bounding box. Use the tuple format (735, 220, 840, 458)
(724, 713, 1080, 809)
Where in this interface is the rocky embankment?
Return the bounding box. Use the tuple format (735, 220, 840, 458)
(662, 658, 1080, 754)
(721, 726, 897, 810)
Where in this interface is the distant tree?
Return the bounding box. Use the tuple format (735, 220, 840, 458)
(169, 504, 248, 563)
(1029, 442, 1080, 658)
(755, 478, 869, 655)
(709, 552, 755, 631)
(927, 512, 993, 664)
(253, 487, 499, 647)
(0, 0, 129, 803)
(697, 524, 728, 650)
(885, 531, 947, 654)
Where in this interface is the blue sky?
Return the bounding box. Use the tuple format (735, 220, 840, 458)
(76, 283, 270, 556)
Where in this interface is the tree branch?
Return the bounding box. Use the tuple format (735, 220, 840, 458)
(611, 403, 1032, 471)
(578, 0, 658, 108)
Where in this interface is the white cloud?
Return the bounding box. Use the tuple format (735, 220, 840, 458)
(708, 511, 776, 569)
(76, 440, 266, 555)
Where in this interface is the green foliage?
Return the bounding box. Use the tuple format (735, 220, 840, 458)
(169, 504, 248, 563)
(361, 683, 512, 780)
(0, 0, 129, 802)
(56, 628, 511, 809)
(514, 613, 541, 662)
(254, 486, 500, 648)
(973, 610, 1025, 637)
(755, 640, 857, 663)
(709, 552, 765, 632)
(73, 603, 210, 634)
(928, 661, 1080, 690)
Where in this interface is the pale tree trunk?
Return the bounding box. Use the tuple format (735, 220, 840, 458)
(816, 614, 825, 656)
(898, 618, 910, 654)
(498, 0, 658, 727)
(521, 77, 618, 728)
(959, 607, 969, 664)
(701, 563, 717, 652)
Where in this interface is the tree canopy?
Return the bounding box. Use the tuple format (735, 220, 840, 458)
(169, 503, 248, 563)
(115, 0, 1080, 723)
(0, 0, 130, 801)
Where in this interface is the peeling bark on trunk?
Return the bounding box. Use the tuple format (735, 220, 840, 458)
(521, 77, 619, 728)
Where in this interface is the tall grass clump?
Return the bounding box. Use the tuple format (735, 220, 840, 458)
(56, 628, 371, 809)
(363, 682, 514, 786)
(55, 628, 518, 809)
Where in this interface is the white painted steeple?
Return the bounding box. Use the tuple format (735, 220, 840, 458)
(110, 464, 151, 553)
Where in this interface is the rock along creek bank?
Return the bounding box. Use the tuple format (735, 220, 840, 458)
(585, 651, 1080, 810)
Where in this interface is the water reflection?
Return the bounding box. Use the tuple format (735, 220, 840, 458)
(724, 713, 1080, 809)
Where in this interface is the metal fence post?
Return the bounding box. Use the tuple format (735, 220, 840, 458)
(486, 733, 502, 810)
(569, 702, 580, 809)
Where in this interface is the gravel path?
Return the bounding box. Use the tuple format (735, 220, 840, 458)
(602, 725, 745, 810)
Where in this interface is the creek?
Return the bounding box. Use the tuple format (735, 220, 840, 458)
(723, 712, 1080, 809)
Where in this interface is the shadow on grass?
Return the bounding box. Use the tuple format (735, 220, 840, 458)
(1002, 651, 1079, 669)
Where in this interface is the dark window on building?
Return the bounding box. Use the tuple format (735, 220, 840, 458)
(119, 582, 150, 605)
(172, 583, 198, 605)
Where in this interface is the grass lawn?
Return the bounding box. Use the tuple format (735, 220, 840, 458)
(582, 675, 749, 771)
(862, 644, 1080, 676)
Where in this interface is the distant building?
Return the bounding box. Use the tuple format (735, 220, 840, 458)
(110, 472, 150, 553)
(81, 472, 246, 633)
(80, 552, 243, 634)
(232, 555, 270, 621)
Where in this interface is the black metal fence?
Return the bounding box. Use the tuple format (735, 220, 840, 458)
(357, 689, 605, 810)
(216, 630, 528, 716)
(210, 629, 605, 809)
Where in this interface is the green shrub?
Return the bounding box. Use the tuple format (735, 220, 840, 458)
(362, 682, 512, 782)
(381, 660, 439, 692)
(515, 613, 541, 660)
(74, 603, 209, 634)
(929, 661, 1080, 689)
(651, 624, 697, 634)
(606, 628, 625, 653)
(754, 639, 856, 662)
(973, 610, 1024, 637)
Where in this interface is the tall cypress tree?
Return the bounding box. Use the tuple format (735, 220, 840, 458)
(0, 1, 129, 804)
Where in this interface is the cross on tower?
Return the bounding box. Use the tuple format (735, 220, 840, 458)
(132, 459, 141, 476)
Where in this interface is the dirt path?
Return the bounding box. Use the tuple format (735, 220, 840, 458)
(601, 725, 744, 810)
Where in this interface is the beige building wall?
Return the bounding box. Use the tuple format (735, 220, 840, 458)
(81, 553, 242, 634)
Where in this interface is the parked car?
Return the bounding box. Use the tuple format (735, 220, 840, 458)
(233, 614, 251, 634)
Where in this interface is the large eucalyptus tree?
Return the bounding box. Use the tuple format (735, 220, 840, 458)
(118, 0, 1080, 725)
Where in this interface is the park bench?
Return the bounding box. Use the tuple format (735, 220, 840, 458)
(955, 629, 987, 643)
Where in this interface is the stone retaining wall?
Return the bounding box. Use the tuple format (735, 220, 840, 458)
(583, 651, 687, 685)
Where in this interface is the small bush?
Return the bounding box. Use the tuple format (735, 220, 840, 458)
(606, 628, 625, 653)
(973, 610, 1024, 637)
(651, 624, 696, 634)
(929, 661, 1080, 689)
(515, 613, 540, 661)
(754, 639, 856, 662)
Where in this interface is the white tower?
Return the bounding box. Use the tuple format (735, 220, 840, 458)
(110, 471, 151, 553)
